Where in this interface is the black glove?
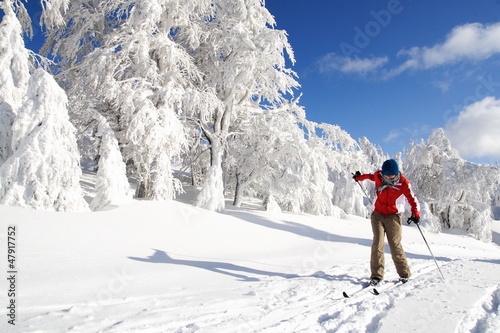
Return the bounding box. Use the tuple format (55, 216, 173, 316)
(352, 171, 361, 181)
(407, 215, 420, 224)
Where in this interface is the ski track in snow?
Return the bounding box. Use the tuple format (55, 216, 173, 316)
(457, 284, 500, 333)
(15, 259, 500, 333)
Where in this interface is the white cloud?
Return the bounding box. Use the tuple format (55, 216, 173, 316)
(383, 129, 401, 142)
(432, 79, 452, 93)
(393, 22, 500, 75)
(445, 96, 500, 159)
(320, 22, 500, 79)
(317, 53, 388, 75)
(383, 125, 432, 144)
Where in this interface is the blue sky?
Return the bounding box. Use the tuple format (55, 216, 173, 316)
(266, 0, 500, 164)
(15, 0, 500, 164)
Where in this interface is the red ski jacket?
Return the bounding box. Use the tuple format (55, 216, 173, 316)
(356, 170, 420, 218)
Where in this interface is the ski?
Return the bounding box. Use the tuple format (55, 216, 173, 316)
(342, 282, 372, 298)
(372, 279, 407, 295)
(344, 278, 409, 298)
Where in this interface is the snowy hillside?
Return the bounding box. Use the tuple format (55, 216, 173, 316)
(1, 185, 500, 333)
(2, 0, 500, 249)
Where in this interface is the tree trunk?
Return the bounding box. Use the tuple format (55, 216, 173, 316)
(196, 136, 225, 212)
(233, 173, 244, 207)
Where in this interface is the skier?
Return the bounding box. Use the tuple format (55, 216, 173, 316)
(353, 159, 420, 286)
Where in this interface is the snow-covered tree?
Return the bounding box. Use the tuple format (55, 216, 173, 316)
(0, 68, 88, 211)
(0, 0, 31, 164)
(224, 103, 334, 214)
(90, 114, 132, 211)
(42, 0, 214, 201)
(224, 109, 270, 208)
(40, 0, 70, 29)
(299, 121, 337, 216)
(316, 124, 374, 217)
(187, 0, 300, 212)
(358, 136, 388, 169)
(252, 111, 316, 214)
(404, 128, 497, 241)
(0, 1, 87, 211)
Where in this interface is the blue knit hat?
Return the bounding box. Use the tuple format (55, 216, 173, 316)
(381, 159, 399, 175)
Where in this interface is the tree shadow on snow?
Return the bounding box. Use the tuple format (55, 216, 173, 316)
(225, 210, 454, 263)
(236, 212, 456, 263)
(129, 249, 362, 282)
(492, 230, 500, 247)
(403, 251, 452, 263)
(129, 249, 304, 282)
(227, 209, 457, 266)
(227, 210, 372, 248)
(473, 258, 500, 265)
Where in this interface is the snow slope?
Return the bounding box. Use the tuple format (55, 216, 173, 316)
(1, 188, 500, 333)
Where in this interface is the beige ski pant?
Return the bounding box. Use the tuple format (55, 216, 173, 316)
(370, 212, 411, 280)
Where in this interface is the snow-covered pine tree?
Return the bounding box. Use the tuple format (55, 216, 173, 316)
(90, 114, 132, 211)
(0, 68, 88, 211)
(0, 0, 31, 164)
(186, 0, 300, 212)
(0, 0, 87, 211)
(404, 128, 495, 241)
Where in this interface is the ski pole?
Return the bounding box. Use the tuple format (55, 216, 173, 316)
(409, 218, 446, 281)
(352, 173, 373, 205)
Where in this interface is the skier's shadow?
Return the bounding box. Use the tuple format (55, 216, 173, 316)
(129, 249, 301, 282)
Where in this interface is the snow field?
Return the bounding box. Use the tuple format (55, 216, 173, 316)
(1, 198, 500, 332)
